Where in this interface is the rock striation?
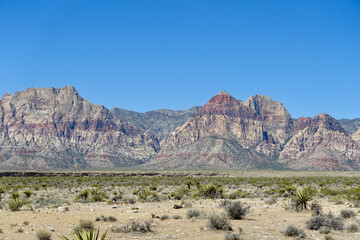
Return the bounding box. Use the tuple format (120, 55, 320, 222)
(149, 92, 360, 170)
(0, 87, 359, 170)
(0, 86, 159, 169)
(278, 114, 360, 170)
(149, 91, 291, 169)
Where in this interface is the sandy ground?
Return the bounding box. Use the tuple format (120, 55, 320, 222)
(1, 197, 360, 240)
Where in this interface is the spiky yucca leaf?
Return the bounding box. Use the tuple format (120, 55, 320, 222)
(59, 228, 110, 240)
(293, 187, 315, 210)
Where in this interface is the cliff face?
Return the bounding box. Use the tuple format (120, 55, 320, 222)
(149, 93, 360, 170)
(278, 114, 360, 170)
(150, 91, 289, 169)
(0, 86, 159, 169)
(245, 95, 294, 145)
(1, 86, 359, 170)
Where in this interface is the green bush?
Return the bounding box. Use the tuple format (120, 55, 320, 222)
(90, 189, 106, 202)
(8, 199, 22, 211)
(197, 184, 224, 199)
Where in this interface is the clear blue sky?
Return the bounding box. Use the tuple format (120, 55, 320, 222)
(0, 1, 359, 119)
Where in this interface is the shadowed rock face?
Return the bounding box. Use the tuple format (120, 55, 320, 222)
(338, 118, 360, 134)
(0, 86, 159, 169)
(110, 106, 201, 140)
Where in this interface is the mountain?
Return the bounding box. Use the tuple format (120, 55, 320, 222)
(338, 118, 360, 134)
(278, 114, 360, 170)
(0, 86, 159, 169)
(1, 86, 359, 170)
(148, 91, 292, 169)
(110, 106, 201, 140)
(148, 92, 360, 170)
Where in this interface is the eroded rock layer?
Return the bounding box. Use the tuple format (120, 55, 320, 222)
(0, 86, 159, 169)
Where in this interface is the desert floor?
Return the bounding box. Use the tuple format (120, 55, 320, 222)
(0, 170, 360, 240)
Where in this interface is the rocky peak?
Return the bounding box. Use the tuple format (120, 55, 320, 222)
(195, 91, 259, 119)
(245, 94, 293, 144)
(296, 113, 346, 133)
(216, 90, 230, 96)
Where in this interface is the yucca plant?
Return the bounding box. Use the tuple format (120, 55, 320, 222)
(293, 187, 315, 210)
(59, 228, 110, 240)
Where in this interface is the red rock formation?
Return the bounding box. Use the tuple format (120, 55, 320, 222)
(0, 86, 159, 169)
(279, 114, 360, 170)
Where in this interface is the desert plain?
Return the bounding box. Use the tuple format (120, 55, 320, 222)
(1, 170, 360, 240)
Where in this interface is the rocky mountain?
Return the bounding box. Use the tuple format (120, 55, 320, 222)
(278, 114, 360, 170)
(110, 106, 201, 140)
(352, 128, 360, 143)
(148, 91, 292, 169)
(148, 91, 360, 170)
(0, 86, 159, 169)
(338, 118, 360, 134)
(0, 86, 359, 170)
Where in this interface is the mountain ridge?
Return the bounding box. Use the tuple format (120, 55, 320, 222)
(0, 85, 359, 170)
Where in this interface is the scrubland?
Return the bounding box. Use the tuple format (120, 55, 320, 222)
(0, 170, 360, 240)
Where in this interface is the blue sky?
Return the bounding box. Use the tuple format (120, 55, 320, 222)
(0, 1, 359, 119)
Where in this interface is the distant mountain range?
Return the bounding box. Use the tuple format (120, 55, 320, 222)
(0, 86, 359, 170)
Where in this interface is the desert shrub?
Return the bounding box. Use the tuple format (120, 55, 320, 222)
(318, 226, 331, 234)
(95, 215, 117, 222)
(36, 230, 51, 240)
(328, 216, 344, 231)
(23, 220, 30, 225)
(0, 186, 5, 201)
(222, 201, 250, 220)
(0, 227, 3, 233)
(78, 219, 94, 231)
(110, 220, 153, 233)
(186, 209, 201, 218)
(172, 215, 182, 219)
(77, 189, 89, 200)
(90, 189, 106, 202)
(307, 214, 344, 231)
(224, 233, 242, 240)
(8, 199, 22, 211)
(346, 222, 359, 232)
(310, 202, 323, 216)
(340, 209, 355, 219)
(198, 184, 224, 199)
(24, 189, 32, 198)
(282, 225, 306, 238)
(293, 187, 315, 210)
(207, 212, 232, 231)
(60, 228, 110, 240)
(160, 215, 169, 221)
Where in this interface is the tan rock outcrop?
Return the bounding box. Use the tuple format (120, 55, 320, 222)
(278, 114, 360, 170)
(0, 86, 159, 169)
